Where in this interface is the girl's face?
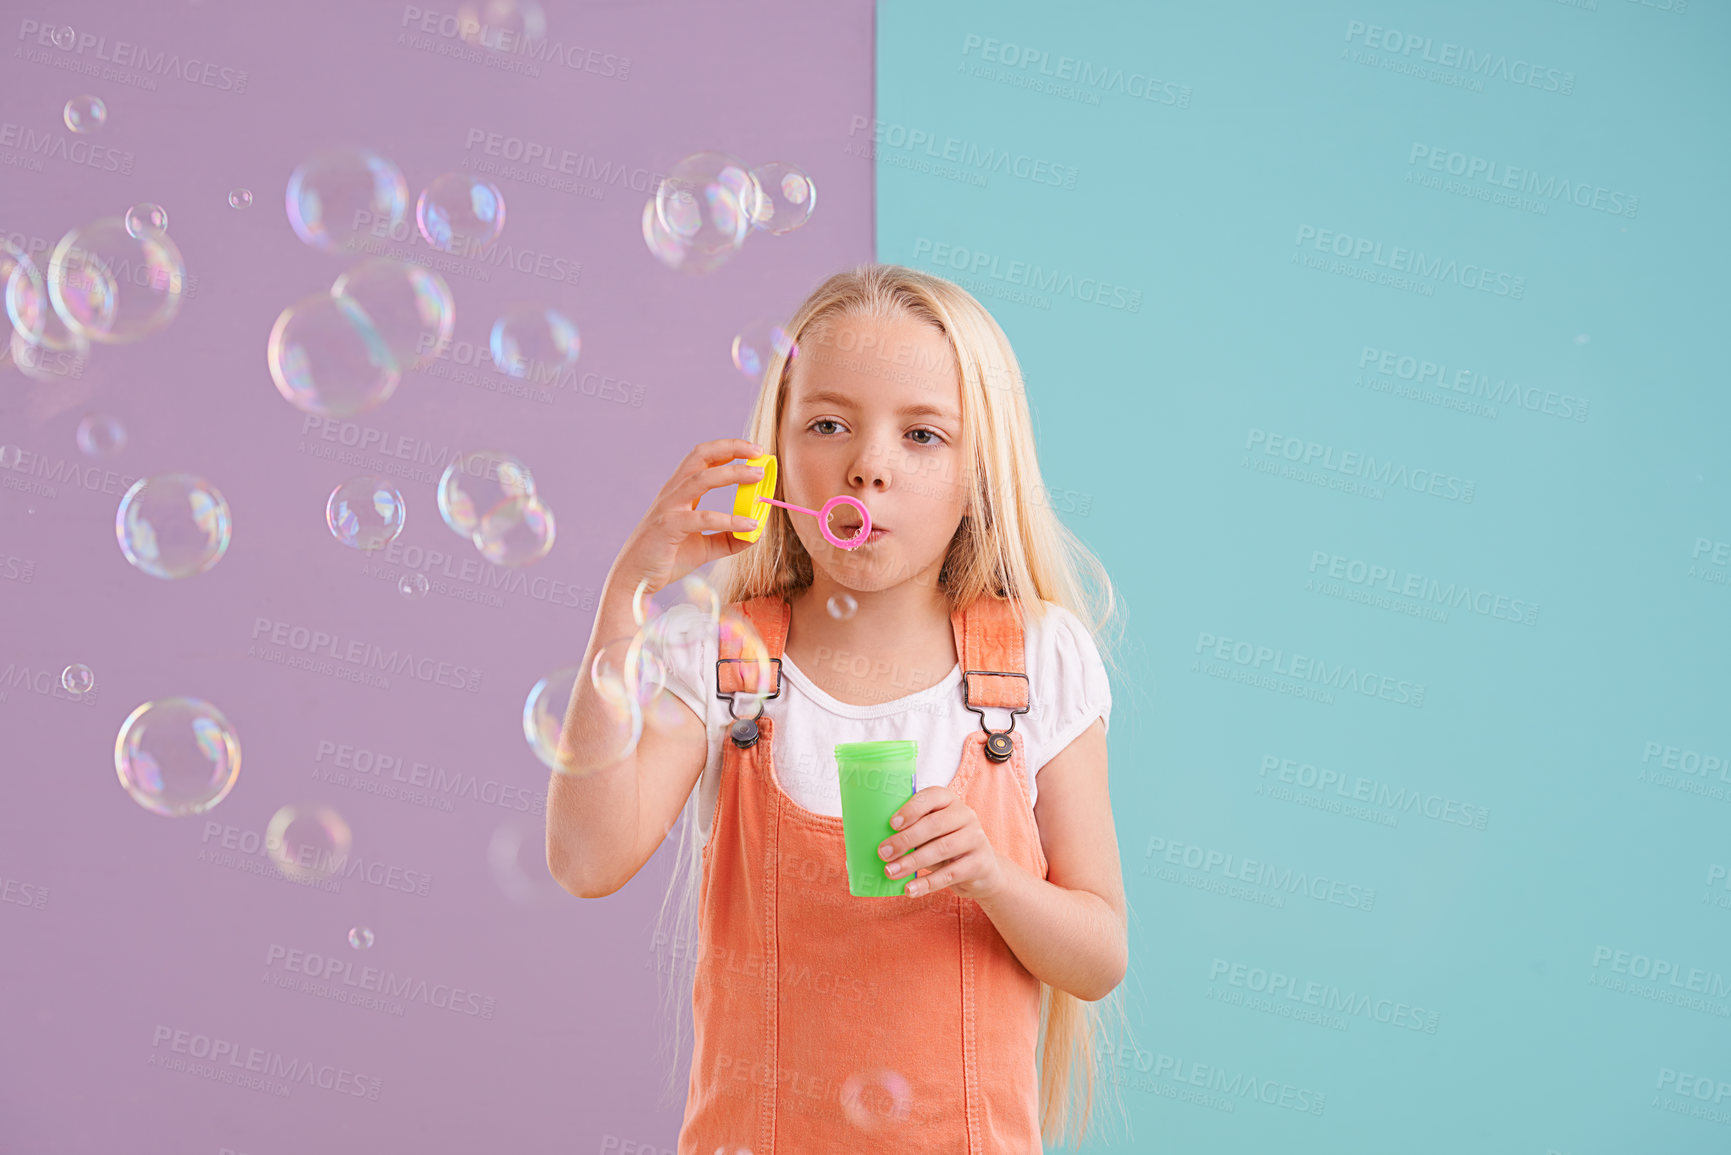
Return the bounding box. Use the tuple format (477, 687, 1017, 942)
(777, 314, 969, 595)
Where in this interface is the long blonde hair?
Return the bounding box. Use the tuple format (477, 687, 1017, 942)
(650, 263, 1139, 1148)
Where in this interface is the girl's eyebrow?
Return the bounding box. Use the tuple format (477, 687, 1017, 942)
(797, 389, 959, 423)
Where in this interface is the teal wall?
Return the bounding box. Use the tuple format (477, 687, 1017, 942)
(878, 1, 1731, 1149)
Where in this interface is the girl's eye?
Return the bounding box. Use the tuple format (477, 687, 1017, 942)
(809, 420, 943, 446)
(811, 419, 841, 435)
(908, 429, 940, 446)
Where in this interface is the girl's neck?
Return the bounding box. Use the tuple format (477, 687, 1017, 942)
(786, 578, 956, 666)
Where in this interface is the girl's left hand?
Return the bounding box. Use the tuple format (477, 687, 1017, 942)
(878, 787, 1004, 901)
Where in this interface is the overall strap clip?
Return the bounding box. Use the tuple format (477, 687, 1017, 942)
(962, 669, 1029, 763)
(716, 657, 782, 749)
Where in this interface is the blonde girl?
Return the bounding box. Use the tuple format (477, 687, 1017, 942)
(550, 263, 1138, 1152)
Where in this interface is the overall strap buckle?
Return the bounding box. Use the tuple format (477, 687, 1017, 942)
(962, 669, 1029, 763)
(716, 657, 782, 748)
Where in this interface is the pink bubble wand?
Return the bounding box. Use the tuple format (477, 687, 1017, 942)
(755, 495, 873, 549)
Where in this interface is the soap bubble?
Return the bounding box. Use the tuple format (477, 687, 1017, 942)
(437, 449, 536, 538)
(330, 257, 454, 371)
(76, 413, 127, 457)
(654, 152, 759, 258)
(51, 25, 74, 49)
(640, 198, 737, 276)
(48, 218, 187, 344)
(114, 697, 242, 817)
(748, 162, 816, 234)
(731, 320, 797, 380)
(474, 495, 555, 567)
(267, 291, 399, 417)
(826, 593, 857, 620)
(489, 306, 579, 380)
(9, 311, 90, 383)
(228, 188, 253, 210)
(285, 148, 409, 253)
(397, 572, 429, 597)
(524, 657, 642, 776)
(1, 239, 46, 348)
(61, 664, 95, 694)
(327, 475, 406, 551)
(416, 172, 506, 253)
(458, 0, 546, 46)
(266, 804, 353, 884)
(116, 473, 232, 580)
(839, 1069, 913, 1131)
(124, 203, 169, 239)
(348, 926, 375, 950)
(63, 95, 106, 133)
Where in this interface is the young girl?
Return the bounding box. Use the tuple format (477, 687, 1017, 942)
(550, 264, 1137, 1153)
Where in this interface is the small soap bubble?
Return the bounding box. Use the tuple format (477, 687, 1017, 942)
(748, 162, 817, 234)
(115, 473, 233, 580)
(228, 188, 253, 210)
(826, 593, 858, 620)
(489, 306, 579, 380)
(839, 1068, 913, 1131)
(397, 572, 429, 598)
(348, 926, 375, 950)
(76, 413, 127, 457)
(266, 804, 353, 884)
(124, 204, 169, 239)
(474, 495, 555, 568)
(267, 291, 399, 417)
(326, 475, 406, 551)
(61, 664, 95, 694)
(437, 449, 537, 538)
(63, 95, 105, 133)
(51, 25, 75, 49)
(731, 320, 797, 380)
(114, 697, 243, 817)
(417, 172, 506, 254)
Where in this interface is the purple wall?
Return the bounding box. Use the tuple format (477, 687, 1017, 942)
(0, 2, 873, 1151)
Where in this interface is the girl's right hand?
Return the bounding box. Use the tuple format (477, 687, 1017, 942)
(608, 438, 768, 597)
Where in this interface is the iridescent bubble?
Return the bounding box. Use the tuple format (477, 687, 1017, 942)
(458, 0, 547, 47)
(63, 95, 106, 133)
(326, 475, 406, 551)
(76, 413, 126, 457)
(826, 593, 857, 620)
(114, 697, 242, 817)
(1, 239, 46, 347)
(748, 162, 816, 234)
(61, 663, 95, 694)
(266, 804, 353, 884)
(524, 656, 642, 777)
(839, 1069, 913, 1131)
(51, 25, 75, 49)
(266, 291, 399, 417)
(437, 449, 536, 538)
(0, 445, 19, 468)
(116, 473, 232, 580)
(348, 926, 375, 950)
(228, 188, 253, 210)
(397, 572, 429, 598)
(285, 148, 409, 254)
(330, 257, 454, 371)
(640, 198, 737, 276)
(416, 172, 506, 254)
(731, 320, 797, 380)
(489, 306, 579, 381)
(124, 203, 169, 239)
(9, 316, 90, 383)
(474, 495, 555, 567)
(654, 152, 759, 257)
(48, 218, 186, 344)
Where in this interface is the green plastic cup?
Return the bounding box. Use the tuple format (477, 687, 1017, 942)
(836, 740, 918, 898)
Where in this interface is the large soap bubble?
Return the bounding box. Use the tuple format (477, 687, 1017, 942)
(48, 218, 186, 344)
(114, 697, 242, 816)
(115, 473, 233, 580)
(285, 148, 410, 254)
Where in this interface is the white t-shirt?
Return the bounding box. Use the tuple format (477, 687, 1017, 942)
(657, 600, 1112, 848)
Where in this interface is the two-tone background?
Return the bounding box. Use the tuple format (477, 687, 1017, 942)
(2, 0, 1727, 1151)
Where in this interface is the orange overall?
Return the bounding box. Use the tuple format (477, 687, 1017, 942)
(678, 593, 1049, 1155)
